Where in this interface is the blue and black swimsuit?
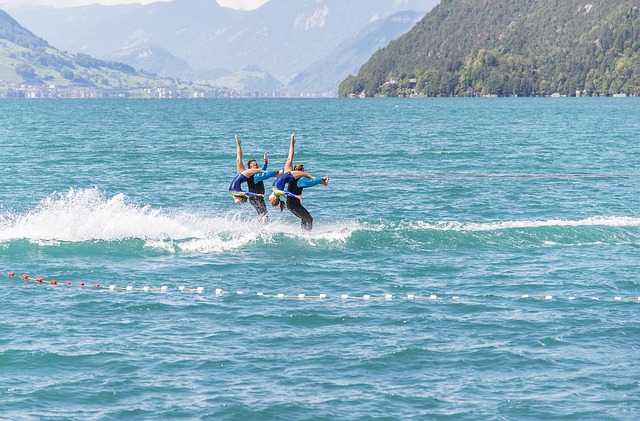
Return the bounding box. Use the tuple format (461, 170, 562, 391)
(272, 171, 324, 231)
(229, 168, 279, 199)
(271, 171, 299, 198)
(247, 164, 276, 218)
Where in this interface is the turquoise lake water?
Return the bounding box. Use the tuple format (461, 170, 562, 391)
(1, 98, 639, 420)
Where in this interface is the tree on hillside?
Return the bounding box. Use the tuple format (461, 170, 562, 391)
(15, 63, 38, 82)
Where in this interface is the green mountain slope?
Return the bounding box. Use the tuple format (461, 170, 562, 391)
(0, 9, 222, 98)
(339, 0, 640, 97)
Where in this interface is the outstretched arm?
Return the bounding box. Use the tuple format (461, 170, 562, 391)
(297, 175, 329, 188)
(284, 133, 295, 172)
(262, 152, 269, 170)
(254, 169, 282, 183)
(235, 134, 245, 173)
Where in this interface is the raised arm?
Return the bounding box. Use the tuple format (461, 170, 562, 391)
(262, 152, 269, 170)
(235, 134, 245, 173)
(284, 133, 295, 172)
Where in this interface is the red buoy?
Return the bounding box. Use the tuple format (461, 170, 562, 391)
(50, 280, 58, 285)
(8, 272, 15, 277)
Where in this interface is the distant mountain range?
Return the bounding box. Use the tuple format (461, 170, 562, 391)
(8, 0, 438, 95)
(339, 0, 640, 97)
(0, 10, 224, 98)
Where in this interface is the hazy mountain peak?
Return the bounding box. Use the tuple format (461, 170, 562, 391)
(294, 4, 329, 30)
(8, 0, 440, 94)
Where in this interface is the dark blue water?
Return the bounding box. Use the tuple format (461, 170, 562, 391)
(1, 98, 639, 420)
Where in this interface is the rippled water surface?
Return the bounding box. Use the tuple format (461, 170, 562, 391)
(1, 98, 639, 420)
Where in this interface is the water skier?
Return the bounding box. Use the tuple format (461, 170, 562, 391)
(269, 133, 328, 230)
(230, 134, 281, 220)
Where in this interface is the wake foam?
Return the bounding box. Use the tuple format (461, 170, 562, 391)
(414, 216, 640, 231)
(2, 188, 636, 252)
(0, 188, 356, 252)
(386, 216, 640, 249)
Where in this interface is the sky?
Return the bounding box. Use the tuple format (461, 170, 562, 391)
(0, 0, 269, 10)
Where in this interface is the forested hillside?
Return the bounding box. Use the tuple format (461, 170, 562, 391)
(339, 0, 640, 97)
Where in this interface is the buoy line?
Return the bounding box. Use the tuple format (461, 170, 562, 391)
(2, 272, 639, 303)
